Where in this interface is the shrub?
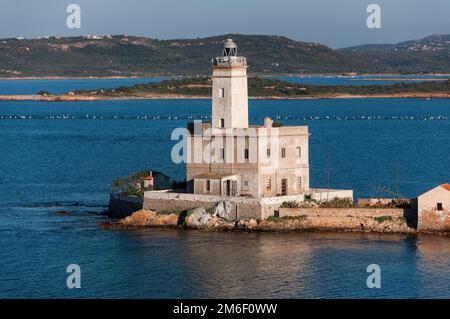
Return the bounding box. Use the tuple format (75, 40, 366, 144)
(266, 215, 281, 222)
(389, 198, 411, 208)
(266, 215, 307, 223)
(319, 197, 355, 208)
(111, 170, 154, 197)
(280, 201, 301, 208)
(374, 216, 393, 223)
(397, 216, 408, 223)
(185, 208, 198, 217)
(272, 121, 284, 127)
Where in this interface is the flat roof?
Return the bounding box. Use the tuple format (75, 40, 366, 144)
(194, 173, 236, 180)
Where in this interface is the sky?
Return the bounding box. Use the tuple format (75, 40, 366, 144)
(0, 0, 449, 48)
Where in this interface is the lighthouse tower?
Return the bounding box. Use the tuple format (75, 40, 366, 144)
(211, 39, 249, 129)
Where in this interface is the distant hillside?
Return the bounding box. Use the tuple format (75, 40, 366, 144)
(338, 34, 450, 73)
(0, 34, 449, 77)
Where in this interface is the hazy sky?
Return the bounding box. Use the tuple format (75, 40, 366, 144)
(0, 0, 449, 48)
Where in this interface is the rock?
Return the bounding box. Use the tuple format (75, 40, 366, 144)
(248, 218, 258, 228)
(236, 218, 259, 230)
(213, 201, 235, 220)
(185, 207, 216, 228)
(119, 210, 178, 227)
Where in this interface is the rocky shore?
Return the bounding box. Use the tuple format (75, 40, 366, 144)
(100, 205, 416, 234)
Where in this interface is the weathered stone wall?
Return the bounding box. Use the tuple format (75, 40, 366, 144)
(309, 189, 354, 202)
(277, 207, 411, 232)
(260, 194, 304, 219)
(418, 209, 450, 232)
(144, 191, 330, 219)
(143, 190, 263, 219)
(109, 195, 143, 218)
(263, 215, 414, 233)
(279, 207, 405, 219)
(143, 190, 356, 220)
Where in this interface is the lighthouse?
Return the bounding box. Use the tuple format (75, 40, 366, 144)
(186, 38, 313, 200)
(145, 38, 354, 221)
(211, 39, 249, 129)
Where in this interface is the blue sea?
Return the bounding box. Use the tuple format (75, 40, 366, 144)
(275, 74, 450, 86)
(0, 77, 171, 95)
(0, 79, 449, 298)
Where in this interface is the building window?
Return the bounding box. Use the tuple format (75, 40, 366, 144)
(206, 180, 211, 192)
(244, 149, 249, 160)
(437, 203, 443, 211)
(220, 118, 225, 128)
(219, 88, 224, 98)
(296, 177, 302, 189)
(266, 148, 271, 158)
(243, 180, 249, 190)
(281, 147, 286, 158)
(220, 148, 225, 160)
(296, 147, 301, 157)
(266, 179, 272, 191)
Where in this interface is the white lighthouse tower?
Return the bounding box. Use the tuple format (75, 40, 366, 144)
(211, 39, 249, 129)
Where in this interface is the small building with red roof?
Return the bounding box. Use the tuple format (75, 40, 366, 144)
(142, 175, 154, 189)
(417, 183, 450, 231)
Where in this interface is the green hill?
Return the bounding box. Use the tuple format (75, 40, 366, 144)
(338, 34, 450, 74)
(0, 34, 449, 77)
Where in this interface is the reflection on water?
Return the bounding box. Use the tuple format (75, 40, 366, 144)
(0, 208, 449, 298)
(101, 230, 449, 299)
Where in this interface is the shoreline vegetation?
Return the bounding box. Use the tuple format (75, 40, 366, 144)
(1, 76, 449, 101)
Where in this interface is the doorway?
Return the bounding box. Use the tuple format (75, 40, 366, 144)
(225, 180, 237, 196)
(281, 178, 287, 195)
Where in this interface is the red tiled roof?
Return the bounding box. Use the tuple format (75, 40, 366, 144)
(440, 183, 450, 191)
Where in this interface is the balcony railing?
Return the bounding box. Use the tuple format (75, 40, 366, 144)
(213, 56, 247, 67)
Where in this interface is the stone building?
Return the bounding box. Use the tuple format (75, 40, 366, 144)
(186, 39, 309, 198)
(417, 183, 450, 231)
(139, 39, 353, 220)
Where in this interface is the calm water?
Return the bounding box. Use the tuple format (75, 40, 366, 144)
(0, 97, 449, 298)
(0, 77, 171, 95)
(275, 75, 450, 86)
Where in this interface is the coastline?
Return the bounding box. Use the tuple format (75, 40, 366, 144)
(100, 209, 449, 236)
(1, 92, 449, 101)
